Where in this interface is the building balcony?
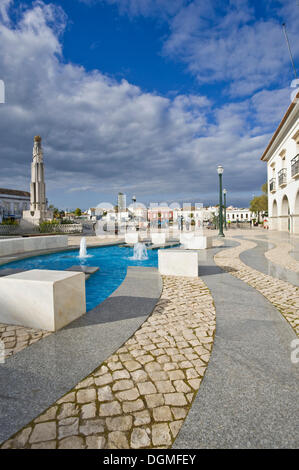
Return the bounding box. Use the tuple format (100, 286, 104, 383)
(269, 178, 276, 193)
(291, 154, 299, 178)
(278, 168, 287, 187)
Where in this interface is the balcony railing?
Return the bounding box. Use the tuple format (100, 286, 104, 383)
(291, 154, 299, 178)
(269, 178, 276, 192)
(278, 168, 287, 186)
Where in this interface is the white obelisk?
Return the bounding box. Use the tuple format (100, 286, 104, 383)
(23, 136, 53, 225)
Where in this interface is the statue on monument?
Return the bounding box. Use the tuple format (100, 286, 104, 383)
(22, 136, 53, 226)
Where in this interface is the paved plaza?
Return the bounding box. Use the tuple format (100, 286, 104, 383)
(0, 229, 298, 449)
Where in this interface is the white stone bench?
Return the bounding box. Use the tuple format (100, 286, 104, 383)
(151, 232, 166, 244)
(0, 269, 86, 331)
(158, 249, 199, 277)
(179, 232, 194, 246)
(125, 233, 139, 244)
(185, 236, 212, 249)
(0, 235, 68, 257)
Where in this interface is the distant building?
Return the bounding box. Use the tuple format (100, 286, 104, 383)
(261, 92, 299, 233)
(148, 206, 173, 223)
(225, 207, 254, 222)
(0, 188, 30, 223)
(128, 203, 147, 221)
(117, 192, 126, 212)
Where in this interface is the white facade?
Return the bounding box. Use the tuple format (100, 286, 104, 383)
(261, 94, 299, 233)
(226, 207, 253, 222)
(0, 189, 30, 223)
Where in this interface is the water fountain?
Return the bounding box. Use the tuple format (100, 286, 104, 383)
(131, 242, 148, 260)
(79, 237, 88, 258)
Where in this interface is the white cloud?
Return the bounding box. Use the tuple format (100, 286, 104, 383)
(163, 0, 299, 96)
(89, 0, 299, 97)
(0, 1, 291, 209)
(0, 0, 13, 24)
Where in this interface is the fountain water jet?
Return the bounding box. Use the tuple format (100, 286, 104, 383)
(130, 242, 148, 260)
(79, 237, 88, 258)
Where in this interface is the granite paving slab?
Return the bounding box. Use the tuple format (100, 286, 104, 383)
(235, 236, 299, 286)
(0, 266, 162, 444)
(66, 266, 100, 274)
(174, 241, 299, 449)
(0, 268, 26, 277)
(1, 275, 216, 449)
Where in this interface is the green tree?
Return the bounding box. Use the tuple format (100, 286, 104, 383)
(261, 183, 268, 195)
(250, 183, 268, 222)
(74, 208, 82, 217)
(48, 204, 60, 219)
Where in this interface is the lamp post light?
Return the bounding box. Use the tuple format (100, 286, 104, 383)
(223, 188, 227, 230)
(217, 165, 225, 237)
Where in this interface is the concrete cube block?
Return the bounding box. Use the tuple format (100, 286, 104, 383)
(186, 236, 213, 249)
(0, 269, 86, 331)
(158, 249, 198, 277)
(125, 233, 139, 244)
(179, 232, 194, 247)
(151, 232, 166, 244)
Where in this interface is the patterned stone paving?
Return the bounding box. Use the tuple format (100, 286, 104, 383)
(0, 324, 51, 360)
(214, 237, 299, 337)
(1, 275, 216, 449)
(0, 236, 222, 361)
(260, 241, 299, 273)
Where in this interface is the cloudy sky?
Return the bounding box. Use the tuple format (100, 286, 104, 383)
(0, 0, 298, 210)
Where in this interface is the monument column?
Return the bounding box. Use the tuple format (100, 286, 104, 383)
(22, 136, 53, 226)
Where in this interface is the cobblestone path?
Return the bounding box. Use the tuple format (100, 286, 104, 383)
(1, 275, 216, 449)
(214, 238, 299, 336)
(0, 325, 50, 360)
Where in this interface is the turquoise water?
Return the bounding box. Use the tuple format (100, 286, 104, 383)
(0, 245, 158, 311)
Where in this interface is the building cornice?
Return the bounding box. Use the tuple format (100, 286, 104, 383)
(261, 92, 299, 162)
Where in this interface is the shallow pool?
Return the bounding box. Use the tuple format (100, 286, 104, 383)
(0, 244, 158, 311)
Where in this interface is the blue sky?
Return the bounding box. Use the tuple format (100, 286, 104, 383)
(0, 0, 298, 209)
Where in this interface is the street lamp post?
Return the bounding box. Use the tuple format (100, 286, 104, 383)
(217, 166, 225, 237)
(223, 188, 227, 230)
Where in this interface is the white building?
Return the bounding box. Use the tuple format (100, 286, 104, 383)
(0, 188, 30, 223)
(226, 207, 254, 223)
(261, 92, 299, 233)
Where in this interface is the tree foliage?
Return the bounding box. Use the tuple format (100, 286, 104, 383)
(250, 194, 268, 213)
(250, 183, 268, 220)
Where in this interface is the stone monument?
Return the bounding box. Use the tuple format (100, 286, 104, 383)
(22, 136, 53, 226)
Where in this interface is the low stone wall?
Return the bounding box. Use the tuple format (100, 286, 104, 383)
(0, 225, 23, 235)
(0, 235, 68, 257)
(52, 224, 82, 234)
(0, 223, 82, 235)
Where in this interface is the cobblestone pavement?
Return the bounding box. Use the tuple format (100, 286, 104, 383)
(1, 275, 216, 449)
(0, 237, 221, 360)
(214, 237, 299, 336)
(0, 325, 51, 360)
